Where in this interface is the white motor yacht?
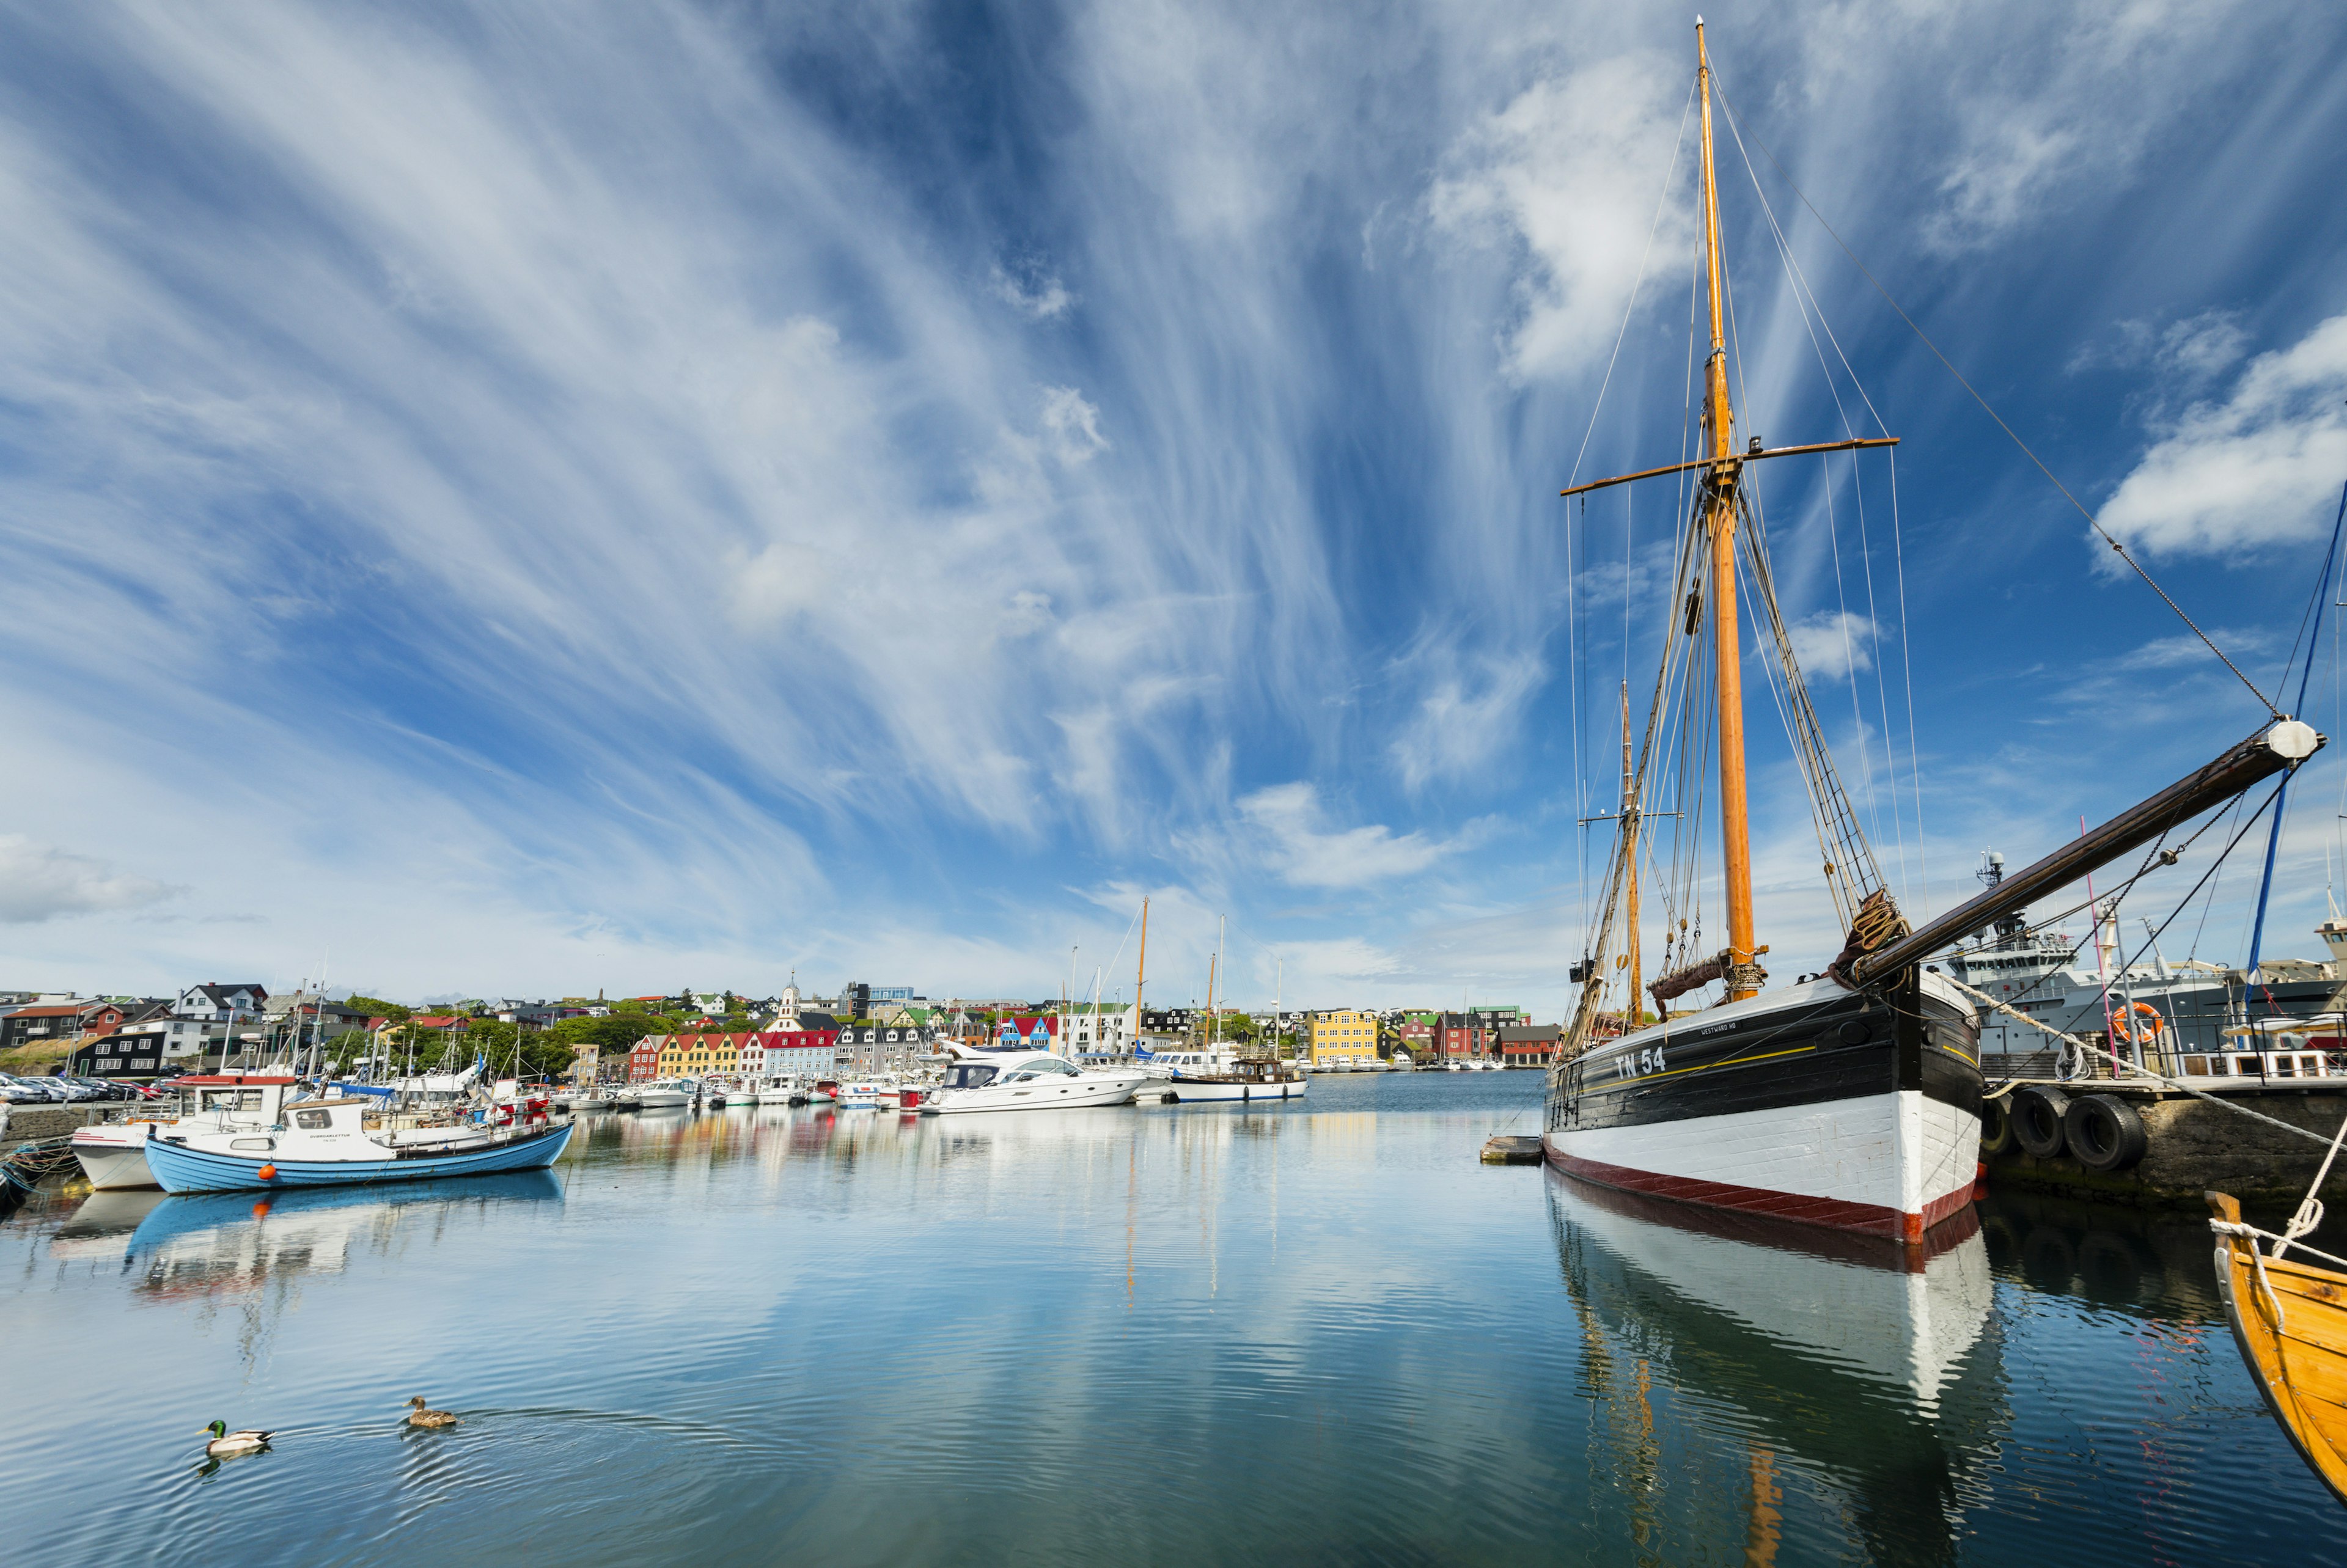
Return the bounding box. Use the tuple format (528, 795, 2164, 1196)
(634, 1078, 697, 1109)
(920, 1046, 1148, 1115)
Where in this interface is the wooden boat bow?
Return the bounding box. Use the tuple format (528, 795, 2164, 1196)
(2208, 1189, 2347, 1506)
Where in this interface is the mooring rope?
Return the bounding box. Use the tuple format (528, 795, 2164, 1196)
(1941, 973, 2347, 1152)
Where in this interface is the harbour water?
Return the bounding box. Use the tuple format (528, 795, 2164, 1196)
(5, 1072, 2340, 1564)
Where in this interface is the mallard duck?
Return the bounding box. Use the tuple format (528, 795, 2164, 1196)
(202, 1420, 272, 1457)
(405, 1396, 459, 1429)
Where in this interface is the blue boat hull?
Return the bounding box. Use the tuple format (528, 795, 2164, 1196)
(143, 1122, 574, 1194)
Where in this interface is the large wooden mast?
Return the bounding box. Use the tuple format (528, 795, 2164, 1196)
(1620, 683, 1642, 1020)
(1695, 18, 1758, 1002)
(1134, 896, 1148, 1044)
(1558, 22, 1901, 1029)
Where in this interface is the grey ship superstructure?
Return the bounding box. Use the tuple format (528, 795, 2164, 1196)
(1944, 851, 2343, 1074)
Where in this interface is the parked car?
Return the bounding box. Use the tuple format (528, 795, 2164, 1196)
(0, 1075, 64, 1102)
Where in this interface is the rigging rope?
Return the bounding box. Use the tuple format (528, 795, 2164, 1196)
(1706, 73, 2280, 720)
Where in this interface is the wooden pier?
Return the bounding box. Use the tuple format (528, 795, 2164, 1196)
(1482, 1135, 1543, 1165)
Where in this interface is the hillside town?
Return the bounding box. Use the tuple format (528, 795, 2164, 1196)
(0, 975, 1562, 1094)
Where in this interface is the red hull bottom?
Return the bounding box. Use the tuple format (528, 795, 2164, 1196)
(1547, 1148, 1977, 1242)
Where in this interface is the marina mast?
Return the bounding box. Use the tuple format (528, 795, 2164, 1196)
(1695, 18, 1757, 1002)
(1620, 684, 1641, 1019)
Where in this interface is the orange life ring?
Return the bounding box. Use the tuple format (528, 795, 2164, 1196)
(2108, 1000, 2166, 1046)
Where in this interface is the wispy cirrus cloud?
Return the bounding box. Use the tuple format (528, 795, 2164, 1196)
(0, 0, 2333, 1009)
(0, 837, 180, 924)
(1237, 782, 1452, 888)
(2098, 312, 2347, 560)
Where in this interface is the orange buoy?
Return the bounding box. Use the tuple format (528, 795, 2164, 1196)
(257, 1163, 278, 1180)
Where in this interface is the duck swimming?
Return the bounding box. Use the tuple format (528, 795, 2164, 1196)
(202, 1421, 272, 1457)
(405, 1396, 458, 1429)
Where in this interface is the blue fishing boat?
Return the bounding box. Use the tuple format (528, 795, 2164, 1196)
(142, 1096, 573, 1193)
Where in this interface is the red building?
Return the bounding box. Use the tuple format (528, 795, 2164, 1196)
(1436, 1012, 1488, 1060)
(628, 1035, 662, 1081)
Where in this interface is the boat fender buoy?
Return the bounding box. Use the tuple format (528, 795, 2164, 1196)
(257, 1163, 278, 1181)
(2010, 1086, 2071, 1160)
(2064, 1093, 2148, 1173)
(1978, 1096, 2018, 1158)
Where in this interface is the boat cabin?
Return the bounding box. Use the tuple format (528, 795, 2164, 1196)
(939, 1047, 1078, 1091)
(2179, 1016, 2347, 1079)
(172, 1074, 300, 1124)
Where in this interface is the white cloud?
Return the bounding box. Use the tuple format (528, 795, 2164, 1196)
(2070, 309, 2249, 382)
(1237, 783, 1449, 888)
(2098, 312, 2347, 558)
(1787, 610, 1875, 681)
(1040, 385, 1109, 465)
(1428, 52, 1690, 381)
(990, 262, 1074, 321)
(1903, 0, 2269, 252)
(1389, 654, 1546, 792)
(0, 836, 180, 923)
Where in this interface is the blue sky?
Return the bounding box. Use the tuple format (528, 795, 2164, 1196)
(4, 0, 2346, 1011)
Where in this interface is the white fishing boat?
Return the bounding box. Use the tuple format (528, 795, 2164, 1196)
(837, 1079, 895, 1108)
(1164, 1057, 1307, 1105)
(70, 1072, 302, 1191)
(920, 1046, 1148, 1115)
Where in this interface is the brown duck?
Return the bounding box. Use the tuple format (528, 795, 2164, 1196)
(405, 1396, 459, 1429)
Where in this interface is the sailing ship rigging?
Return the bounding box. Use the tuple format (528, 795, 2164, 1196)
(1541, 21, 2324, 1241)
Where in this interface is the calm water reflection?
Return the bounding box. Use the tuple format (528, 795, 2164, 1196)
(3, 1074, 2336, 1564)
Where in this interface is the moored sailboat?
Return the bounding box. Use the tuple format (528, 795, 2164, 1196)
(1541, 21, 2323, 1242)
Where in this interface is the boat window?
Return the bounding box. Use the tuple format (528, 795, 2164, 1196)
(293, 1108, 333, 1130)
(944, 1064, 998, 1090)
(230, 1138, 274, 1151)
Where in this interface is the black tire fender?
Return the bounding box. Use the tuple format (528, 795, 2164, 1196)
(2011, 1085, 2071, 1159)
(1978, 1096, 2018, 1157)
(2064, 1093, 2148, 1173)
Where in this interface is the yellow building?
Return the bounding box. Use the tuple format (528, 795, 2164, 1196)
(1310, 1009, 1379, 1068)
(651, 1031, 755, 1078)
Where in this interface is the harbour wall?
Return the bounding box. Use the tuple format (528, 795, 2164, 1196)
(3, 1105, 118, 1141)
(1985, 1082, 2347, 1209)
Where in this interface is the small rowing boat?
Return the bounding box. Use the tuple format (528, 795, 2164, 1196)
(2208, 1190, 2347, 1506)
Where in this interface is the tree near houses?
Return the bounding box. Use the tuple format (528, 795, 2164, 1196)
(342, 995, 412, 1024)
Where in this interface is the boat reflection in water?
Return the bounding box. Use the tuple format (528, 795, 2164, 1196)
(122, 1171, 564, 1302)
(1548, 1169, 2002, 1564)
(45, 1189, 170, 1263)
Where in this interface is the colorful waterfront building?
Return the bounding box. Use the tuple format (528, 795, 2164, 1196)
(644, 1030, 762, 1078)
(1497, 1024, 1561, 1067)
(1435, 1011, 1489, 1060)
(626, 1036, 663, 1081)
(762, 1028, 840, 1077)
(1310, 1009, 1379, 1068)
(996, 1015, 1060, 1050)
